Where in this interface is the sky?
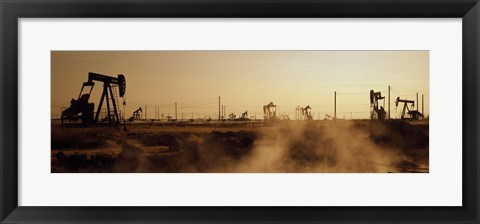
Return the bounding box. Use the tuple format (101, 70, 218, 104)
(51, 51, 429, 120)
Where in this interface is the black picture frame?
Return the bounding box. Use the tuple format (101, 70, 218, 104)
(1, 0, 479, 223)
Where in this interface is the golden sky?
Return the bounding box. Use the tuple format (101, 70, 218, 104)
(51, 51, 429, 120)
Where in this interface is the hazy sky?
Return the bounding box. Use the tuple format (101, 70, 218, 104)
(51, 51, 429, 120)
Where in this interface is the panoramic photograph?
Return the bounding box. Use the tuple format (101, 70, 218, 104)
(51, 51, 429, 173)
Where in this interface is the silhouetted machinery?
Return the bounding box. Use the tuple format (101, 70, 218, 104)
(301, 105, 313, 120)
(128, 107, 142, 122)
(61, 72, 126, 126)
(61, 85, 95, 125)
(241, 111, 248, 119)
(370, 90, 386, 120)
(280, 114, 290, 120)
(395, 97, 424, 119)
(263, 102, 277, 120)
(236, 111, 250, 121)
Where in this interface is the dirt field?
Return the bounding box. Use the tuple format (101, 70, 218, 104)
(51, 120, 429, 173)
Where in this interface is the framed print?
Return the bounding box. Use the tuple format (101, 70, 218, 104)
(1, 0, 479, 223)
(49, 50, 431, 174)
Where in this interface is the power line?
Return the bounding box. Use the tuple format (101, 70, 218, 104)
(179, 101, 217, 107)
(224, 105, 262, 108)
(336, 104, 370, 106)
(179, 97, 218, 105)
(336, 92, 368, 95)
(391, 89, 417, 97)
(336, 111, 370, 114)
(393, 86, 422, 91)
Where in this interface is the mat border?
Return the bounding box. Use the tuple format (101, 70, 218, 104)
(1, 0, 479, 223)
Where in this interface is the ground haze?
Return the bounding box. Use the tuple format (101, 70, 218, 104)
(51, 120, 428, 173)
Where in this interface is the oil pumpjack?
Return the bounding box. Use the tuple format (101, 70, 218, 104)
(128, 107, 142, 122)
(370, 90, 386, 120)
(263, 102, 278, 120)
(301, 105, 313, 120)
(61, 72, 126, 126)
(395, 97, 423, 119)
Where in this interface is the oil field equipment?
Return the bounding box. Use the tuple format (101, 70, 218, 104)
(236, 111, 250, 121)
(241, 111, 248, 119)
(370, 90, 386, 120)
(263, 102, 277, 120)
(395, 97, 424, 119)
(61, 84, 95, 126)
(61, 72, 126, 126)
(128, 107, 142, 122)
(280, 114, 291, 120)
(301, 105, 313, 120)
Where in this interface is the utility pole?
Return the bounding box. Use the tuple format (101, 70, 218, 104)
(334, 91, 336, 120)
(416, 93, 419, 110)
(175, 102, 177, 120)
(388, 85, 391, 119)
(145, 105, 147, 120)
(123, 103, 126, 130)
(218, 96, 221, 121)
(295, 106, 297, 120)
(422, 94, 424, 116)
(296, 106, 300, 120)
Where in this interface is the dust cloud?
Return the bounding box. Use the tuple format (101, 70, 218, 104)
(234, 121, 416, 173)
(51, 120, 429, 173)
